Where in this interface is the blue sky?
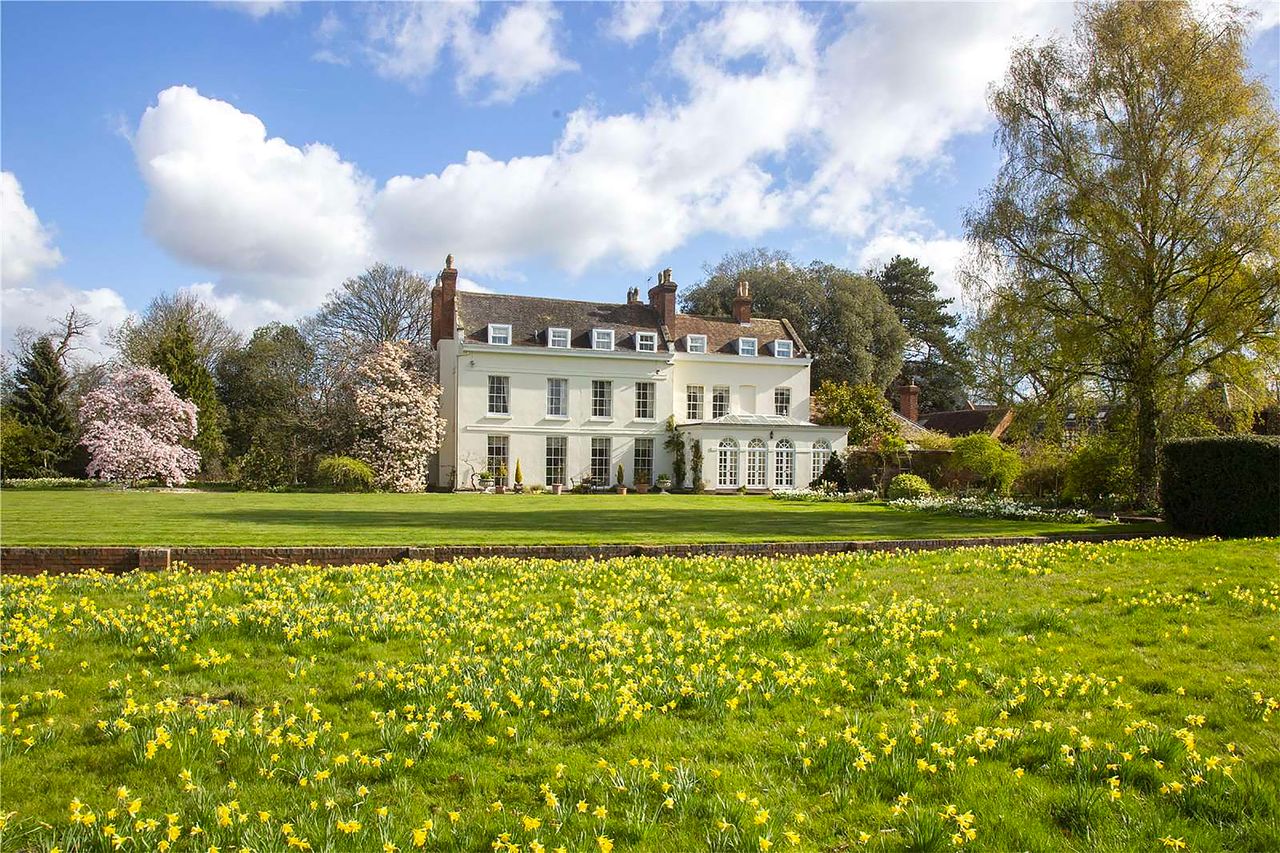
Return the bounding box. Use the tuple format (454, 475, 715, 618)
(3, 1, 1277, 358)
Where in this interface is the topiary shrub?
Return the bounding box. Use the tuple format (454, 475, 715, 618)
(1160, 436, 1280, 536)
(315, 455, 376, 492)
(947, 434, 1022, 494)
(887, 473, 932, 500)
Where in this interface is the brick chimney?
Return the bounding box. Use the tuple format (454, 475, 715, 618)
(897, 383, 920, 423)
(626, 286, 641, 305)
(647, 267, 677, 324)
(432, 253, 458, 348)
(732, 279, 752, 324)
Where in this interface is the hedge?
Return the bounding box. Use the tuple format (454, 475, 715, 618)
(1160, 435, 1280, 536)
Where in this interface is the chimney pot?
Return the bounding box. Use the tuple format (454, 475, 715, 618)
(648, 268, 678, 324)
(433, 254, 459, 347)
(897, 383, 920, 423)
(732, 278, 752, 324)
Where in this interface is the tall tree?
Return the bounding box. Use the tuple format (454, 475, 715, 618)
(353, 341, 446, 492)
(964, 0, 1280, 504)
(113, 290, 241, 373)
(873, 256, 971, 412)
(79, 367, 201, 486)
(682, 249, 907, 389)
(148, 320, 226, 471)
(306, 263, 434, 364)
(216, 323, 318, 480)
(7, 337, 75, 473)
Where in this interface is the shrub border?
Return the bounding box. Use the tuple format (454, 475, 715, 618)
(1, 532, 1166, 576)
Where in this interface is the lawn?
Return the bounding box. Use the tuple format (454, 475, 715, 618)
(2, 538, 1277, 852)
(0, 490, 1160, 546)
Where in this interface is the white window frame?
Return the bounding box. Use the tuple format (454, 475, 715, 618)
(546, 377, 568, 418)
(545, 436, 567, 486)
(635, 332, 658, 353)
(487, 435, 509, 481)
(747, 438, 767, 487)
(686, 385, 704, 420)
(591, 379, 613, 419)
(592, 328, 615, 351)
(633, 438, 654, 484)
(773, 439, 794, 488)
(686, 334, 707, 354)
(712, 386, 730, 419)
(590, 437, 612, 483)
(547, 327, 571, 349)
(717, 438, 740, 489)
(635, 381, 655, 420)
(487, 375, 510, 416)
(738, 337, 758, 357)
(773, 340, 793, 358)
(774, 387, 792, 418)
(488, 323, 512, 346)
(812, 440, 832, 483)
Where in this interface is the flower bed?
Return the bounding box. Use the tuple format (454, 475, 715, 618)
(771, 487, 877, 503)
(887, 494, 1100, 523)
(0, 477, 115, 490)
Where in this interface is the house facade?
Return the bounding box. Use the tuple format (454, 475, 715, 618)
(430, 256, 847, 491)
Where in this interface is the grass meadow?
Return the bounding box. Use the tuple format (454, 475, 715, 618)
(1, 538, 1277, 852)
(0, 490, 1160, 546)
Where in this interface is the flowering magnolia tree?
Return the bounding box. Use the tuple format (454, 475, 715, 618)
(354, 341, 446, 492)
(79, 366, 201, 486)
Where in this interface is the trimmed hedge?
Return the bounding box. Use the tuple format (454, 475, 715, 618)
(1160, 436, 1280, 536)
(887, 473, 933, 500)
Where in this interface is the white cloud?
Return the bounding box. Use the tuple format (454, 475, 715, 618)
(1, 283, 133, 362)
(132, 85, 375, 309)
(856, 227, 969, 305)
(606, 1, 666, 43)
(218, 0, 293, 19)
(2, 171, 64, 287)
(361, 2, 574, 102)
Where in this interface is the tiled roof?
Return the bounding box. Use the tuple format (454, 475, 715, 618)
(454, 291, 805, 355)
(456, 292, 662, 350)
(917, 407, 1013, 438)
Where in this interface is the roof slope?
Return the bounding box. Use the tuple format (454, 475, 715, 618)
(917, 407, 1013, 438)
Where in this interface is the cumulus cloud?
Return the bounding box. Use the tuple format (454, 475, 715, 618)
(361, 2, 575, 102)
(606, 1, 666, 43)
(132, 85, 375, 309)
(2, 171, 64, 287)
(1, 283, 134, 362)
(856, 227, 970, 305)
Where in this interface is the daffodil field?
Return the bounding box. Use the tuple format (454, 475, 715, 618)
(2, 538, 1277, 852)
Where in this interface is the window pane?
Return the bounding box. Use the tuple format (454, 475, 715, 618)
(717, 438, 739, 488)
(687, 335, 706, 353)
(488, 375, 509, 414)
(592, 380, 613, 418)
(548, 328, 570, 348)
(739, 337, 757, 356)
(489, 324, 511, 345)
(773, 439, 794, 488)
(633, 438, 654, 483)
(775, 340, 792, 358)
(747, 438, 767, 487)
(593, 329, 614, 350)
(774, 388, 791, 417)
(686, 385, 704, 420)
(591, 436, 611, 483)
(636, 333, 657, 352)
(812, 441, 831, 483)
(635, 381, 654, 419)
(487, 435, 509, 480)
(547, 378, 567, 416)
(545, 436, 567, 485)
(712, 386, 730, 419)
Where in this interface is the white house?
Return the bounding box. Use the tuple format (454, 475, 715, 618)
(429, 256, 847, 491)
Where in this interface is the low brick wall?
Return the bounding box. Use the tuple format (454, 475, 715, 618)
(0, 532, 1159, 576)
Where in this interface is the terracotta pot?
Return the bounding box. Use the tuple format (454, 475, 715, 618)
(635, 483, 651, 494)
(551, 484, 563, 495)
(616, 486, 628, 495)
(495, 484, 507, 494)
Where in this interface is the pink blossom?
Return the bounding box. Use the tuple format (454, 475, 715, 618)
(79, 366, 201, 486)
(354, 341, 446, 492)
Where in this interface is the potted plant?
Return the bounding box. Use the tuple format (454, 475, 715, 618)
(635, 472, 651, 494)
(495, 463, 508, 494)
(513, 459, 525, 494)
(477, 469, 494, 491)
(615, 463, 627, 495)
(656, 473, 671, 493)
(574, 473, 593, 494)
(551, 480, 563, 495)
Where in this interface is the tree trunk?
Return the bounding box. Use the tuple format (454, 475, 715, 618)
(1134, 378, 1160, 510)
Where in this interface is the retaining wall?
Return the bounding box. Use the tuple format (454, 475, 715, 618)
(0, 532, 1159, 575)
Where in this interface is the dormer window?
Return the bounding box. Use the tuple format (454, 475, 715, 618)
(686, 334, 707, 354)
(635, 332, 657, 353)
(488, 324, 512, 346)
(547, 327, 570, 349)
(592, 328, 615, 351)
(773, 340, 793, 358)
(738, 337, 758, 357)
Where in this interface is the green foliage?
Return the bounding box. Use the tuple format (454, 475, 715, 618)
(216, 324, 317, 462)
(1015, 442, 1070, 500)
(681, 249, 907, 388)
(235, 437, 294, 491)
(887, 473, 933, 500)
(663, 416, 687, 489)
(812, 380, 900, 445)
(1062, 435, 1135, 506)
(690, 441, 704, 492)
(148, 320, 226, 471)
(514, 459, 524, 486)
(0, 412, 57, 478)
(616, 462, 624, 486)
(948, 434, 1021, 494)
(7, 337, 75, 473)
(315, 456, 375, 493)
(1160, 436, 1280, 535)
(811, 452, 849, 491)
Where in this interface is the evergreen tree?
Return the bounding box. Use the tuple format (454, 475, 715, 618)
(874, 256, 971, 413)
(7, 337, 75, 473)
(148, 320, 226, 471)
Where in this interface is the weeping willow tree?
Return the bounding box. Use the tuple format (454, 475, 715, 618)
(965, 1, 1280, 505)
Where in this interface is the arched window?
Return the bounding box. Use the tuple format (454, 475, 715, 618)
(717, 438, 739, 488)
(746, 438, 767, 487)
(812, 440, 832, 484)
(773, 439, 794, 488)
